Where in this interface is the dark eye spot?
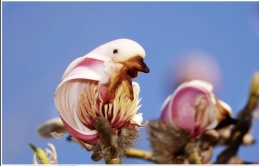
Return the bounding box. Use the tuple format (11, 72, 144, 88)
(113, 49, 118, 54)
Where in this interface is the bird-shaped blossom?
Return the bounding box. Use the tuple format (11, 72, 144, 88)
(160, 80, 232, 138)
(54, 39, 149, 150)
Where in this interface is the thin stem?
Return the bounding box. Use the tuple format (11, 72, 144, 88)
(106, 157, 121, 164)
(124, 148, 154, 162)
(216, 72, 259, 164)
(185, 141, 202, 164)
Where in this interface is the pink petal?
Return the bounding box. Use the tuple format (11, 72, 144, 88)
(61, 57, 105, 84)
(55, 79, 98, 144)
(171, 86, 206, 135)
(160, 95, 173, 124)
(61, 117, 98, 144)
(160, 80, 217, 137)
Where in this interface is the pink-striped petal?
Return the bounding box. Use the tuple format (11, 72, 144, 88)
(160, 80, 218, 137)
(55, 80, 98, 144)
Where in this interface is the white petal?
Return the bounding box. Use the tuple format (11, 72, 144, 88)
(130, 113, 143, 126)
(62, 56, 84, 79)
(99, 60, 124, 85)
(87, 38, 146, 62)
(218, 99, 233, 116)
(56, 56, 106, 142)
(50, 131, 66, 139)
(132, 82, 140, 96)
(54, 80, 98, 143)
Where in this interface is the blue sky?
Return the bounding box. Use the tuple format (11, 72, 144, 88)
(2, 2, 259, 164)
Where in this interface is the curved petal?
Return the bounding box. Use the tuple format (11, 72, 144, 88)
(61, 57, 105, 85)
(63, 39, 146, 70)
(160, 95, 173, 124)
(54, 79, 98, 144)
(171, 86, 205, 134)
(87, 38, 146, 63)
(218, 99, 233, 116)
(172, 80, 213, 99)
(55, 57, 107, 144)
(61, 117, 98, 144)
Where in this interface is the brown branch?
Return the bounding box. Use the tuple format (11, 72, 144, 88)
(227, 156, 259, 164)
(216, 72, 259, 164)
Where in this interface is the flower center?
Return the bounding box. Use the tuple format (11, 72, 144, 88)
(76, 82, 140, 130)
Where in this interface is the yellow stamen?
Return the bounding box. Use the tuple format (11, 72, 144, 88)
(76, 82, 141, 129)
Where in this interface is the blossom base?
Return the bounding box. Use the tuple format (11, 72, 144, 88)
(147, 120, 219, 164)
(91, 117, 139, 162)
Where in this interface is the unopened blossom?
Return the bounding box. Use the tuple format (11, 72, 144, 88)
(54, 39, 149, 149)
(160, 80, 232, 137)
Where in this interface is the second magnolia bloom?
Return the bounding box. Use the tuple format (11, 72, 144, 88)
(54, 39, 149, 148)
(160, 80, 232, 137)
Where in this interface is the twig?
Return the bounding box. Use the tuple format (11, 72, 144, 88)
(123, 148, 154, 162)
(185, 140, 202, 164)
(216, 72, 259, 164)
(227, 155, 259, 164)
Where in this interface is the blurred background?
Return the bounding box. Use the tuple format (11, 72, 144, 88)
(2, 2, 259, 164)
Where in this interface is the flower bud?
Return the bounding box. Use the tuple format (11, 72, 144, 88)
(160, 80, 231, 137)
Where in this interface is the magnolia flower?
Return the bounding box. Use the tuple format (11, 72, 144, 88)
(54, 39, 149, 149)
(160, 80, 232, 137)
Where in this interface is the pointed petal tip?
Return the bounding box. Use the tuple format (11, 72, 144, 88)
(130, 113, 147, 127)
